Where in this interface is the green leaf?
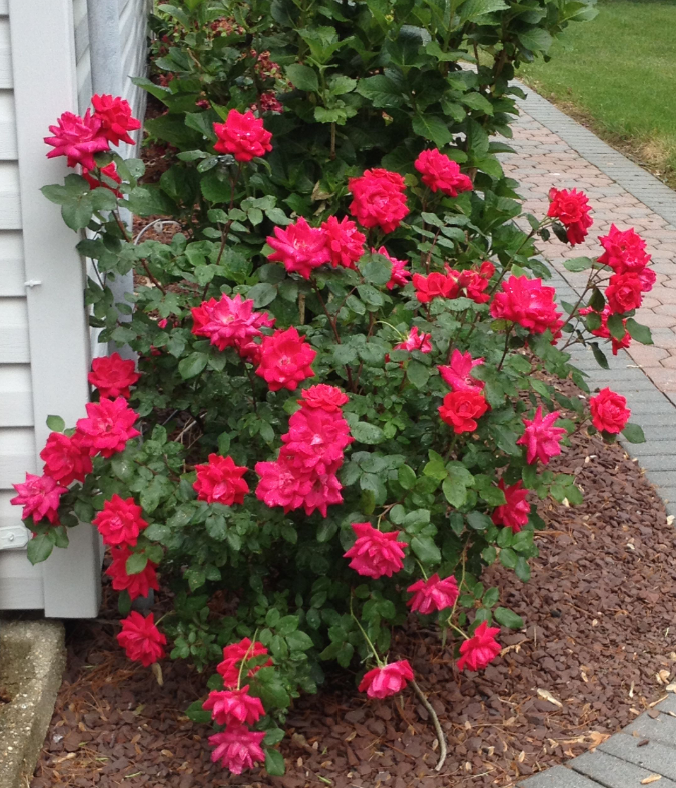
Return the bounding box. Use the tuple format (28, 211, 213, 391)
(27, 534, 54, 564)
(126, 551, 149, 575)
(185, 700, 212, 724)
(563, 257, 593, 273)
(265, 749, 286, 777)
(247, 282, 277, 307)
(494, 607, 524, 629)
(361, 253, 392, 286)
(178, 352, 208, 379)
(351, 422, 385, 444)
(459, 0, 508, 22)
(622, 423, 646, 444)
(607, 314, 627, 341)
(356, 75, 405, 108)
(286, 630, 314, 651)
(518, 28, 553, 53)
(411, 535, 442, 564)
(62, 195, 93, 231)
(499, 547, 517, 569)
(626, 318, 653, 345)
(442, 476, 467, 508)
(398, 464, 416, 490)
(412, 115, 452, 148)
(466, 511, 492, 531)
(407, 360, 430, 390)
(286, 64, 318, 92)
(46, 415, 65, 433)
(590, 343, 609, 370)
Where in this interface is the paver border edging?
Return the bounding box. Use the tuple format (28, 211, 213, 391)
(0, 619, 66, 788)
(502, 84, 676, 517)
(514, 82, 676, 229)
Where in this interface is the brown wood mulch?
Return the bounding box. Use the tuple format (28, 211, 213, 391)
(29, 416, 676, 788)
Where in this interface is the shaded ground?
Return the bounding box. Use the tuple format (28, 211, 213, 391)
(31, 416, 676, 788)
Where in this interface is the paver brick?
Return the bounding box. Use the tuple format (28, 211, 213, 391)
(518, 765, 601, 788)
(600, 733, 676, 780)
(569, 749, 676, 788)
(624, 712, 676, 747)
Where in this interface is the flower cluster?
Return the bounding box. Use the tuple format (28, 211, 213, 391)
(191, 293, 275, 359)
(412, 262, 495, 305)
(44, 94, 140, 187)
(255, 385, 352, 516)
(490, 276, 563, 336)
(415, 148, 473, 197)
(213, 109, 273, 161)
(548, 187, 593, 245)
(206, 638, 272, 773)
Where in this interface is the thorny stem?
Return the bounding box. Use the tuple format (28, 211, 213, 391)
(141, 259, 167, 295)
(112, 209, 132, 242)
(496, 325, 514, 371)
(245, 365, 259, 414)
(410, 680, 448, 772)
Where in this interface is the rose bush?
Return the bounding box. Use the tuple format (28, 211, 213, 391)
(14, 0, 660, 779)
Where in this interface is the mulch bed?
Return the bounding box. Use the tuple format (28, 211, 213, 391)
(31, 403, 676, 788)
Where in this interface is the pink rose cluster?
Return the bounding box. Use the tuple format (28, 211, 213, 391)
(599, 225, 655, 316)
(412, 261, 495, 306)
(255, 385, 353, 517)
(11, 354, 142, 529)
(547, 187, 593, 245)
(44, 94, 141, 190)
(191, 294, 317, 391)
(490, 275, 563, 337)
(205, 638, 274, 773)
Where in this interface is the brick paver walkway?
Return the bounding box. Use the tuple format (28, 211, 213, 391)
(503, 92, 676, 392)
(500, 86, 676, 788)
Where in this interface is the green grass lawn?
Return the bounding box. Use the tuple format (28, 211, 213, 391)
(519, 0, 676, 186)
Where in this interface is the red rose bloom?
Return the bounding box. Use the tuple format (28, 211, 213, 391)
(209, 727, 266, 775)
(547, 187, 593, 245)
(202, 686, 265, 727)
(438, 390, 489, 434)
(193, 454, 250, 506)
(605, 272, 643, 314)
(217, 638, 272, 688)
(191, 293, 274, 355)
(267, 217, 330, 279)
(321, 216, 366, 269)
(394, 326, 432, 353)
(590, 388, 630, 434)
(93, 494, 147, 547)
(298, 384, 349, 412)
(282, 407, 353, 476)
(490, 276, 562, 335)
(407, 574, 459, 615)
(213, 109, 272, 162)
(598, 224, 651, 274)
(255, 327, 316, 391)
(358, 660, 414, 699)
(457, 621, 501, 672)
(44, 109, 109, 169)
(10, 473, 67, 524)
(348, 168, 409, 234)
(415, 148, 473, 197)
(412, 272, 458, 303)
(344, 522, 408, 579)
(116, 611, 166, 667)
(40, 431, 92, 486)
(517, 407, 566, 465)
(438, 349, 484, 393)
(91, 94, 141, 146)
(491, 480, 530, 532)
(88, 352, 140, 398)
(75, 397, 140, 458)
(105, 545, 159, 600)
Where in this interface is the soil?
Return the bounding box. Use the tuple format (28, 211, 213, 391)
(30, 415, 676, 788)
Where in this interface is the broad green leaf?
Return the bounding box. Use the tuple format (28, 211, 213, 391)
(626, 318, 653, 345)
(46, 415, 65, 433)
(622, 423, 646, 444)
(27, 533, 54, 564)
(286, 64, 319, 92)
(265, 750, 286, 776)
(178, 352, 208, 379)
(412, 114, 452, 147)
(351, 421, 385, 444)
(494, 606, 524, 629)
(411, 535, 442, 564)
